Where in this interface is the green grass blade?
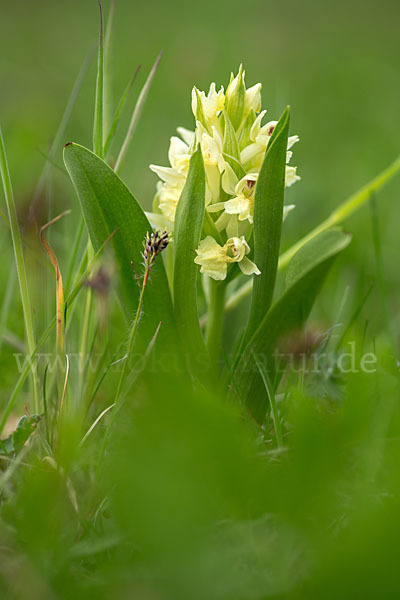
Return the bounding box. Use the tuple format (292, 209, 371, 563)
(244, 106, 290, 344)
(63, 142, 177, 349)
(335, 282, 373, 351)
(25, 50, 93, 240)
(29, 47, 94, 220)
(252, 351, 283, 447)
(104, 0, 116, 137)
(225, 155, 400, 315)
(114, 52, 162, 173)
(173, 147, 209, 374)
(0, 126, 39, 410)
(0, 266, 16, 355)
(104, 66, 141, 156)
(93, 1, 104, 158)
(0, 228, 119, 436)
(234, 228, 351, 422)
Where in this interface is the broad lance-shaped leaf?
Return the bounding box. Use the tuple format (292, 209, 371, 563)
(173, 147, 210, 375)
(63, 142, 177, 351)
(233, 228, 351, 423)
(243, 106, 290, 345)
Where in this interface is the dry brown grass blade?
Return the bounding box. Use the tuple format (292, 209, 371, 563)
(40, 210, 71, 353)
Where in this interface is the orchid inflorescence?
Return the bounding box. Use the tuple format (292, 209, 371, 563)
(149, 65, 300, 281)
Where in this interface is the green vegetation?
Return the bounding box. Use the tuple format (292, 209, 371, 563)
(0, 1, 400, 598)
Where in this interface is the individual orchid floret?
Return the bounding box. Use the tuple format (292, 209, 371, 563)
(191, 83, 225, 132)
(196, 121, 225, 203)
(194, 235, 260, 281)
(243, 83, 262, 118)
(225, 65, 262, 132)
(208, 173, 259, 224)
(148, 163, 186, 226)
(225, 65, 246, 130)
(209, 171, 296, 234)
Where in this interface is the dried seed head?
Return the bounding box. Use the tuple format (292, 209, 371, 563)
(143, 229, 170, 268)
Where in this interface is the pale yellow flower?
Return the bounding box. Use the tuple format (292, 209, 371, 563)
(225, 66, 262, 131)
(191, 83, 225, 132)
(194, 235, 260, 281)
(243, 83, 262, 118)
(208, 173, 258, 224)
(148, 166, 186, 226)
(168, 136, 191, 173)
(150, 67, 301, 270)
(241, 112, 300, 169)
(209, 171, 296, 233)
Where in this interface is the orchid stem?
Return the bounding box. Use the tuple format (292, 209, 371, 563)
(206, 279, 226, 365)
(114, 272, 147, 405)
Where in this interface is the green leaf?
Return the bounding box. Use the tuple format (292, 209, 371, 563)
(0, 415, 40, 457)
(202, 210, 224, 246)
(239, 109, 256, 151)
(63, 142, 177, 349)
(233, 228, 351, 422)
(173, 147, 210, 375)
(223, 113, 244, 179)
(243, 106, 290, 345)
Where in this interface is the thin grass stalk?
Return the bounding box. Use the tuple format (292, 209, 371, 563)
(113, 272, 147, 405)
(93, 1, 104, 158)
(114, 52, 162, 173)
(0, 126, 39, 411)
(0, 230, 117, 436)
(0, 267, 17, 355)
(104, 66, 141, 157)
(206, 279, 226, 364)
(253, 351, 283, 448)
(103, 0, 116, 137)
(40, 211, 70, 354)
(28, 48, 94, 223)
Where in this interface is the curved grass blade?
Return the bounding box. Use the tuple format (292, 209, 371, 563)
(244, 106, 290, 344)
(0, 229, 117, 436)
(28, 47, 94, 223)
(114, 52, 162, 173)
(234, 228, 351, 422)
(252, 350, 283, 447)
(173, 147, 210, 375)
(63, 142, 176, 349)
(104, 66, 141, 156)
(0, 126, 39, 411)
(40, 210, 71, 353)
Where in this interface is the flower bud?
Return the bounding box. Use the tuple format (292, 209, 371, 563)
(225, 65, 246, 131)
